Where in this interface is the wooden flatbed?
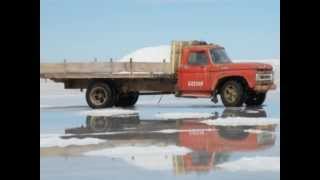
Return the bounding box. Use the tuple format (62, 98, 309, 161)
(40, 61, 174, 80)
(40, 40, 194, 81)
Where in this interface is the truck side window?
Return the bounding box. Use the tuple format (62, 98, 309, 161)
(188, 52, 208, 65)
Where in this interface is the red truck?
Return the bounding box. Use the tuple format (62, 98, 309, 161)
(174, 121, 275, 174)
(40, 40, 276, 108)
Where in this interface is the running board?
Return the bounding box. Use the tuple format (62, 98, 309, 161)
(178, 92, 212, 98)
(139, 91, 174, 95)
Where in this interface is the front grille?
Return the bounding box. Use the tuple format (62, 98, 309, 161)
(256, 80, 273, 85)
(257, 69, 272, 74)
(256, 70, 274, 83)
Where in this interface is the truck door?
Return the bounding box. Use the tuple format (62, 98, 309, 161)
(178, 49, 211, 95)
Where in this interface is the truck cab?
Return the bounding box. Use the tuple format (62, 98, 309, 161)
(176, 41, 276, 106)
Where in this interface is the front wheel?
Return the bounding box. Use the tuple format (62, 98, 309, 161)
(220, 80, 246, 107)
(245, 92, 266, 106)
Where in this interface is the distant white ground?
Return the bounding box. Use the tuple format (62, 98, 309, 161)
(40, 78, 85, 107)
(119, 45, 171, 63)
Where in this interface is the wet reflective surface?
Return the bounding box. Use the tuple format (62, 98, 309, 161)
(40, 93, 280, 180)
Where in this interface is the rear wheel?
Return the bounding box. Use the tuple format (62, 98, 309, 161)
(115, 91, 139, 107)
(220, 80, 246, 107)
(245, 92, 266, 106)
(86, 82, 115, 109)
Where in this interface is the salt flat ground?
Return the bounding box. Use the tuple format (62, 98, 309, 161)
(40, 80, 280, 180)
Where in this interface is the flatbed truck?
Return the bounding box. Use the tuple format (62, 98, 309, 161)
(40, 40, 276, 108)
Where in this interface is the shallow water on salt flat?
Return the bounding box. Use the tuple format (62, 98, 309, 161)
(40, 90, 279, 180)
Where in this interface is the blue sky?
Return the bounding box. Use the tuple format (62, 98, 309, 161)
(40, 0, 279, 62)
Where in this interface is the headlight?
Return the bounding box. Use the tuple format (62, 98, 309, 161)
(256, 71, 273, 81)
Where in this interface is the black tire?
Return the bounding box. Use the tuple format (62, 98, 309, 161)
(115, 91, 139, 107)
(86, 82, 115, 109)
(245, 93, 266, 106)
(220, 80, 246, 107)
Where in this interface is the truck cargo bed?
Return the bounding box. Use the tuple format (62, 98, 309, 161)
(40, 61, 173, 79)
(40, 41, 199, 80)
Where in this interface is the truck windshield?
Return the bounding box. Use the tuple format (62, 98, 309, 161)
(210, 48, 232, 64)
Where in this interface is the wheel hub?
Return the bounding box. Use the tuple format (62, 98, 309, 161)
(224, 85, 238, 103)
(90, 87, 108, 105)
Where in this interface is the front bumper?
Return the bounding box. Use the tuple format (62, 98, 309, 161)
(254, 84, 277, 92)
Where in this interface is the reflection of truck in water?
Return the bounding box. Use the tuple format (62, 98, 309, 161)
(55, 108, 277, 174)
(40, 41, 276, 109)
(174, 120, 275, 174)
(66, 107, 268, 134)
